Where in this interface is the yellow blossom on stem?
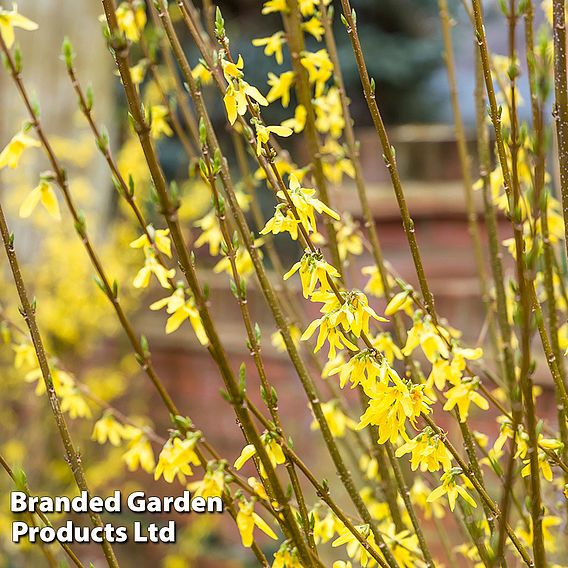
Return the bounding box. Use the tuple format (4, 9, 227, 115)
(247, 476, 269, 501)
(91, 413, 134, 446)
(332, 523, 376, 568)
(192, 62, 212, 85)
(521, 450, 555, 482)
(371, 332, 402, 365)
(385, 290, 413, 316)
(324, 290, 387, 338)
(273, 544, 304, 568)
(303, 16, 325, 40)
(0, 4, 37, 48)
(19, 178, 60, 220)
(122, 432, 155, 474)
(188, 466, 226, 499)
(427, 467, 477, 512)
(236, 499, 277, 548)
(314, 88, 346, 138)
(267, 71, 295, 107)
(194, 210, 223, 256)
(271, 324, 301, 352)
(115, 1, 146, 42)
(222, 56, 268, 124)
(60, 389, 91, 419)
(358, 372, 432, 442)
(282, 104, 307, 133)
(154, 433, 201, 484)
(0, 129, 41, 170)
(132, 249, 175, 289)
(252, 32, 286, 65)
(261, 0, 288, 15)
(283, 250, 340, 297)
(261, 203, 301, 240)
(443, 377, 489, 422)
(130, 226, 172, 257)
(301, 314, 357, 359)
(410, 479, 445, 520)
(395, 427, 452, 472)
(253, 121, 292, 156)
(310, 400, 357, 438)
(150, 286, 208, 343)
(300, 49, 334, 97)
(278, 174, 340, 234)
(233, 432, 286, 478)
(329, 349, 384, 390)
(148, 105, 173, 139)
(299, 0, 320, 17)
(12, 342, 36, 369)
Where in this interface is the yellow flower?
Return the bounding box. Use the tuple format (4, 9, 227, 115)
(261, 0, 288, 15)
(20, 179, 61, 221)
(300, 49, 334, 97)
(0, 129, 41, 170)
(266, 71, 295, 107)
(303, 16, 324, 40)
(271, 324, 301, 352)
(358, 376, 432, 443)
(330, 349, 385, 390)
(154, 433, 201, 484)
(273, 543, 303, 568)
(60, 389, 91, 419)
(122, 433, 155, 474)
(385, 290, 413, 316)
(252, 32, 286, 65)
(192, 62, 212, 85)
(194, 210, 223, 256)
(0, 4, 38, 48)
(149, 105, 173, 139)
(247, 476, 269, 501)
(443, 377, 489, 422)
(395, 427, 452, 472)
(132, 250, 175, 289)
(254, 122, 292, 156)
(222, 56, 268, 125)
(213, 245, 261, 278)
(278, 174, 340, 233)
(310, 400, 357, 438)
(115, 1, 146, 42)
(282, 104, 307, 133)
(150, 287, 208, 344)
(301, 315, 358, 360)
(130, 227, 172, 257)
(92, 413, 129, 446)
(236, 499, 277, 548)
(315, 89, 345, 138)
(323, 290, 387, 338)
(332, 523, 376, 568)
(371, 332, 402, 365)
(361, 265, 393, 299)
(283, 250, 340, 297)
(261, 203, 301, 240)
(12, 342, 36, 369)
(521, 448, 558, 482)
(188, 466, 225, 499)
(517, 514, 562, 552)
(410, 478, 445, 520)
(234, 432, 285, 478)
(299, 0, 320, 17)
(427, 468, 477, 512)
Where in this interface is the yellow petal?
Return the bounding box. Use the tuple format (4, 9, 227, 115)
(19, 187, 42, 218)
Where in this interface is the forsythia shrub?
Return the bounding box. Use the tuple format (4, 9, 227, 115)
(0, 0, 568, 566)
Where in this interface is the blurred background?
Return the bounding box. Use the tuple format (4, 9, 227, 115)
(0, 0, 558, 566)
